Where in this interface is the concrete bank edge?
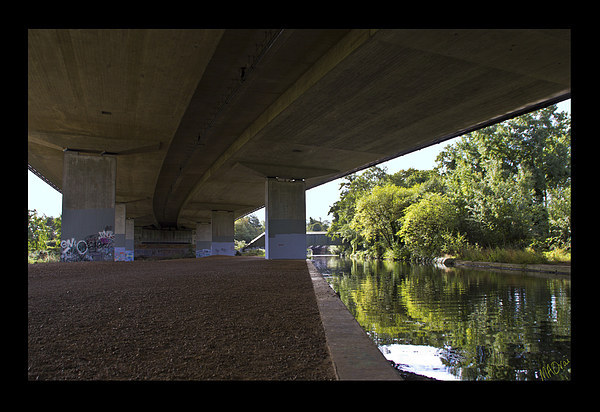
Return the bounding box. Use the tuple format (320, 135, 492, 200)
(438, 257, 571, 275)
(306, 260, 402, 381)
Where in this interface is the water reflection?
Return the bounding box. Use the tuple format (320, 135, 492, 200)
(381, 344, 460, 380)
(312, 256, 571, 381)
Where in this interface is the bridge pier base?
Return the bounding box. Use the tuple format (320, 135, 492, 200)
(210, 211, 235, 256)
(195, 222, 212, 258)
(113, 204, 134, 261)
(60, 151, 117, 262)
(113, 204, 135, 261)
(265, 178, 306, 260)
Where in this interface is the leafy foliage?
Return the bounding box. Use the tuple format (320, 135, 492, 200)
(307, 217, 330, 232)
(328, 105, 571, 261)
(352, 184, 419, 249)
(327, 166, 388, 254)
(399, 193, 459, 259)
(28, 209, 62, 262)
(234, 214, 264, 243)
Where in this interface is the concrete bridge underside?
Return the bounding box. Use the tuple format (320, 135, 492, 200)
(27, 29, 570, 260)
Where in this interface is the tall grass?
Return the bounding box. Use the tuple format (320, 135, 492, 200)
(542, 248, 571, 263)
(456, 245, 570, 265)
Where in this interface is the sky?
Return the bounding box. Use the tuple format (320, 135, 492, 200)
(28, 99, 571, 222)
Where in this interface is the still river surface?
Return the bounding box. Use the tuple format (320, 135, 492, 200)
(311, 256, 571, 381)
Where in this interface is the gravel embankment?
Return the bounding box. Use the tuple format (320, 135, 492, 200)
(27, 256, 336, 380)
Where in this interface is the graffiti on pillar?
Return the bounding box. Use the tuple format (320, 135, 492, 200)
(114, 247, 134, 262)
(60, 238, 92, 262)
(61, 227, 115, 262)
(196, 249, 211, 258)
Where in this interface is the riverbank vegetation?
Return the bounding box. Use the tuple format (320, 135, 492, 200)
(234, 214, 264, 246)
(327, 105, 571, 265)
(27, 210, 62, 263)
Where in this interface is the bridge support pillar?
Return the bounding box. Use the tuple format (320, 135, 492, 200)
(60, 151, 117, 262)
(195, 222, 212, 258)
(114, 204, 135, 261)
(125, 218, 134, 260)
(211, 211, 235, 256)
(265, 178, 306, 260)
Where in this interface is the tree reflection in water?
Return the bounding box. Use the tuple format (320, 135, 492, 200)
(312, 256, 571, 381)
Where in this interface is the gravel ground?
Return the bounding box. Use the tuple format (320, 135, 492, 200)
(27, 256, 337, 381)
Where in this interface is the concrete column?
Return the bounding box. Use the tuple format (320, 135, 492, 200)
(125, 218, 134, 261)
(61, 151, 116, 262)
(196, 222, 212, 258)
(114, 205, 134, 262)
(265, 178, 306, 260)
(211, 211, 235, 256)
(114, 203, 127, 261)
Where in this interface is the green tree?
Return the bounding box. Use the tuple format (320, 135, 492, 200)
(481, 106, 570, 238)
(307, 217, 330, 232)
(399, 193, 459, 258)
(547, 185, 571, 248)
(351, 184, 419, 252)
(388, 168, 437, 189)
(466, 160, 540, 247)
(45, 215, 61, 249)
(328, 166, 388, 253)
(28, 209, 49, 252)
(436, 105, 570, 248)
(234, 214, 264, 243)
(325, 105, 569, 260)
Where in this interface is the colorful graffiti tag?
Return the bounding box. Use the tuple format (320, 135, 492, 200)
(61, 229, 115, 262)
(114, 247, 134, 262)
(196, 249, 211, 258)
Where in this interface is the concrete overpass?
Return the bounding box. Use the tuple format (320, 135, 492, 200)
(27, 29, 570, 261)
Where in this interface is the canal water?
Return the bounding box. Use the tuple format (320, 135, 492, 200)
(311, 256, 571, 381)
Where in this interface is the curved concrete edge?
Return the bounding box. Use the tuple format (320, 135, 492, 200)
(306, 260, 402, 381)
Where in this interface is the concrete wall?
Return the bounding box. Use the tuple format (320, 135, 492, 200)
(125, 218, 134, 259)
(131, 212, 235, 259)
(113, 203, 134, 261)
(134, 227, 194, 259)
(61, 152, 116, 262)
(195, 222, 212, 257)
(211, 211, 235, 256)
(140, 228, 193, 243)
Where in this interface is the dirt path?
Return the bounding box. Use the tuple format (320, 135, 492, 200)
(27, 256, 336, 380)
